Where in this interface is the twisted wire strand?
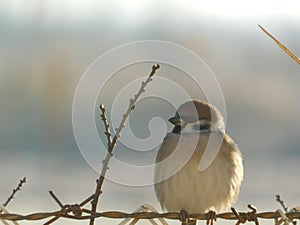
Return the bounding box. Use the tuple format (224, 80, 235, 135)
(0, 210, 299, 222)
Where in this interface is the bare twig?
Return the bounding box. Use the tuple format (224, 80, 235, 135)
(99, 104, 112, 145)
(276, 195, 297, 225)
(1, 177, 26, 213)
(276, 195, 289, 213)
(89, 64, 160, 225)
(0, 178, 25, 224)
(258, 24, 300, 65)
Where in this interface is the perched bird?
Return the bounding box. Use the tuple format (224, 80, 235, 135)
(154, 100, 243, 215)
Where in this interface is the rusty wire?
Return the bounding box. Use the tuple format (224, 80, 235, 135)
(0, 207, 300, 224)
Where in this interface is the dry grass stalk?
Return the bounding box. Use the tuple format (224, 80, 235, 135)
(258, 24, 300, 65)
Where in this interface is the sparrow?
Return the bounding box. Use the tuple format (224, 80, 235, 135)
(154, 100, 243, 215)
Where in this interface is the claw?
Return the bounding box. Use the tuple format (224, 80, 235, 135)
(179, 210, 196, 225)
(206, 210, 217, 225)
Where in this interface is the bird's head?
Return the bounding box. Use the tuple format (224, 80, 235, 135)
(169, 100, 225, 134)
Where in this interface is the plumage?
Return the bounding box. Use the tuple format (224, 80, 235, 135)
(154, 100, 243, 214)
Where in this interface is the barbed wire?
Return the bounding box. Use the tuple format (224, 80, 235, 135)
(0, 206, 300, 224)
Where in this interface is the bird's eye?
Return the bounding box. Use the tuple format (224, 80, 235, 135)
(193, 120, 211, 131)
(200, 123, 211, 130)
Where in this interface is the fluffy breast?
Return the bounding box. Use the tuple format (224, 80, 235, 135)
(154, 132, 243, 213)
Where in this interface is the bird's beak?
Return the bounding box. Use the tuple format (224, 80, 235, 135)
(168, 116, 182, 126)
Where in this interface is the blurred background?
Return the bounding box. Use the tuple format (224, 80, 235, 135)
(0, 0, 299, 224)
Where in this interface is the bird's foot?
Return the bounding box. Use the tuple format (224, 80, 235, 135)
(188, 220, 197, 225)
(179, 209, 197, 225)
(206, 210, 217, 225)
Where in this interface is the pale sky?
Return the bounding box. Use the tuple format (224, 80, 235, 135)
(1, 0, 299, 26)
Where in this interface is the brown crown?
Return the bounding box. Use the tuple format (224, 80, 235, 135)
(176, 100, 222, 122)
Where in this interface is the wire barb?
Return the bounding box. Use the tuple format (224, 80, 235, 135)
(49, 191, 64, 208)
(44, 192, 94, 225)
(231, 205, 259, 225)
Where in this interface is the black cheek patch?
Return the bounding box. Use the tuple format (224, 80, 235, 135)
(172, 126, 182, 134)
(193, 123, 211, 131)
(200, 123, 211, 130)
